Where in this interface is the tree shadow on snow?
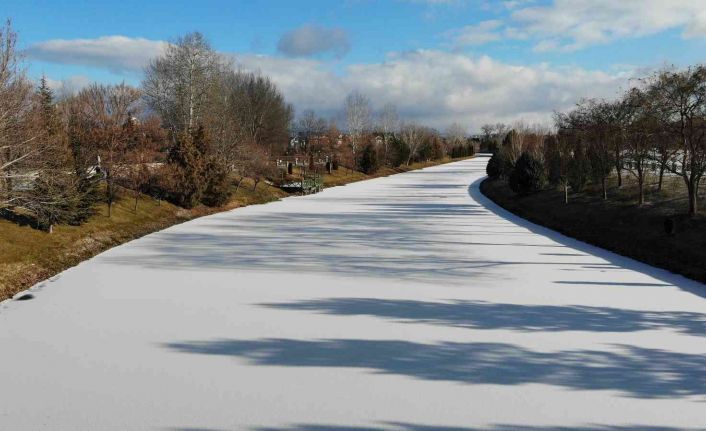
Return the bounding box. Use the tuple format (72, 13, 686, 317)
(171, 424, 705, 431)
(469, 178, 706, 300)
(104, 162, 649, 288)
(259, 297, 706, 335)
(163, 338, 706, 399)
(250, 425, 705, 431)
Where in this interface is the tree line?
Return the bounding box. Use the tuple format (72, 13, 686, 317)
(0, 21, 476, 232)
(485, 65, 706, 217)
(295, 94, 476, 176)
(0, 24, 293, 231)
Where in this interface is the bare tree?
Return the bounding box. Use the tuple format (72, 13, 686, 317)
(621, 88, 656, 206)
(296, 109, 327, 153)
(480, 123, 509, 153)
(344, 91, 371, 160)
(446, 123, 466, 148)
(649, 66, 706, 216)
(231, 71, 293, 156)
(400, 121, 424, 165)
(143, 32, 226, 137)
(0, 20, 39, 209)
(246, 143, 273, 192)
(203, 69, 247, 170)
(378, 103, 399, 165)
(576, 100, 614, 200)
(70, 83, 142, 217)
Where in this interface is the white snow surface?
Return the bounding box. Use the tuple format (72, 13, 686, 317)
(1, 156, 706, 431)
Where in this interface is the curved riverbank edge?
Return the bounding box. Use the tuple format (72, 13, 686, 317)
(477, 176, 706, 296)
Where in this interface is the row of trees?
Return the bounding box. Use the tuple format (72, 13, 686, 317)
(294, 94, 476, 174)
(0, 22, 292, 231)
(486, 65, 706, 216)
(1, 19, 477, 232)
(141, 32, 292, 207)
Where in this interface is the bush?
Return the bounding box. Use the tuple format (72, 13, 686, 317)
(201, 158, 232, 207)
(417, 140, 432, 161)
(389, 136, 410, 167)
(163, 127, 207, 208)
(509, 152, 547, 195)
(486, 153, 503, 179)
(357, 142, 379, 174)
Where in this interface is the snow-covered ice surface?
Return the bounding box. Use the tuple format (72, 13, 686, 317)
(2, 156, 706, 431)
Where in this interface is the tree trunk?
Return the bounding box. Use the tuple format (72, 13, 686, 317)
(564, 183, 568, 204)
(616, 168, 622, 188)
(638, 176, 645, 206)
(687, 180, 698, 217)
(252, 179, 259, 192)
(134, 191, 139, 213)
(658, 164, 665, 191)
(48, 224, 53, 234)
(602, 176, 607, 200)
(108, 200, 112, 218)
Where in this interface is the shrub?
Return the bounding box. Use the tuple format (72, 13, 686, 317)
(486, 153, 503, 179)
(389, 136, 410, 167)
(417, 140, 432, 161)
(164, 127, 207, 208)
(357, 142, 379, 174)
(509, 152, 547, 195)
(201, 158, 232, 207)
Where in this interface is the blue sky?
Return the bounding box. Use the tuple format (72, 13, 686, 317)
(3, 0, 706, 130)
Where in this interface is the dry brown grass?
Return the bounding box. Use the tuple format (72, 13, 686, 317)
(0, 180, 287, 301)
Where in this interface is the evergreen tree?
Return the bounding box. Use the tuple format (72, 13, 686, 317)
(37, 76, 59, 136)
(357, 142, 379, 174)
(201, 157, 232, 207)
(388, 135, 410, 167)
(166, 128, 206, 208)
(486, 153, 503, 179)
(26, 77, 98, 231)
(509, 152, 547, 195)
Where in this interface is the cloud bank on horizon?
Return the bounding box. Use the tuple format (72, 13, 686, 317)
(16, 0, 706, 132)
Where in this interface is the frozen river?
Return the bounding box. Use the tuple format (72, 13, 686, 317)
(2, 156, 705, 430)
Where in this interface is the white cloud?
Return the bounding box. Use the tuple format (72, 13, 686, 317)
(25, 36, 166, 73)
(27, 35, 633, 131)
(44, 75, 92, 97)
(277, 25, 350, 58)
(512, 0, 706, 51)
(446, 1, 706, 51)
(446, 20, 504, 46)
(238, 50, 631, 131)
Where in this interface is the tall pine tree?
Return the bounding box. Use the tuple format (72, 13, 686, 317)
(28, 77, 98, 231)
